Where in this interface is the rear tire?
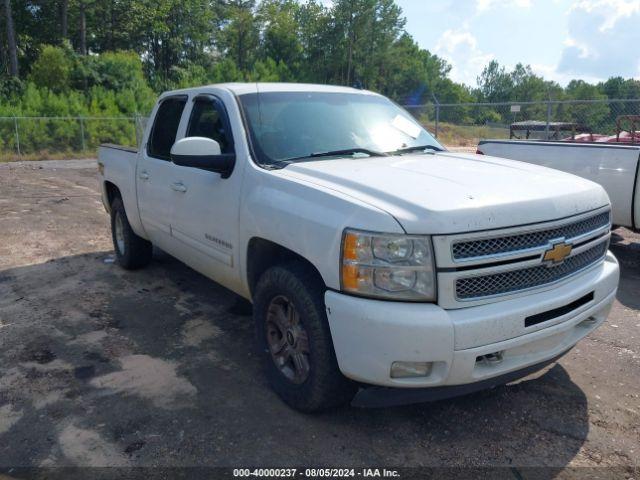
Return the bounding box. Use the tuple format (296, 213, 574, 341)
(253, 261, 356, 412)
(110, 196, 152, 270)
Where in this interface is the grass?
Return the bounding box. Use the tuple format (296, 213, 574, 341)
(431, 122, 511, 147)
(1, 149, 112, 162)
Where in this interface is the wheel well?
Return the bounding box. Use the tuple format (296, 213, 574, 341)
(104, 181, 121, 209)
(246, 238, 325, 298)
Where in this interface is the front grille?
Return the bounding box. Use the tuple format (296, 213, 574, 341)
(452, 211, 610, 260)
(455, 241, 608, 300)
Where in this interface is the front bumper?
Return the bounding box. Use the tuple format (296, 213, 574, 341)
(351, 348, 571, 408)
(325, 252, 619, 399)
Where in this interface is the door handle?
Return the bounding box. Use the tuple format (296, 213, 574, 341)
(139, 171, 150, 180)
(171, 182, 188, 193)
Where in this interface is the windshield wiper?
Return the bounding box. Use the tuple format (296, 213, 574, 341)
(278, 147, 388, 164)
(389, 144, 444, 155)
(309, 147, 388, 158)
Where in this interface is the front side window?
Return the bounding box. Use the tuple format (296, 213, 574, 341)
(237, 91, 443, 166)
(147, 96, 187, 160)
(186, 98, 234, 154)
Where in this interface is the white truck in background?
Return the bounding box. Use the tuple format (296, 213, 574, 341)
(98, 83, 619, 412)
(477, 140, 640, 231)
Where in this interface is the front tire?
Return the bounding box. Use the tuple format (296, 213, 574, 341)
(253, 261, 356, 412)
(110, 196, 152, 270)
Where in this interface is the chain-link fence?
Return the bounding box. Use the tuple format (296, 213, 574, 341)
(2, 99, 640, 160)
(404, 98, 640, 148)
(0, 116, 147, 161)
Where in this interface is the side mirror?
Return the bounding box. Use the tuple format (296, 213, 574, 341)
(170, 137, 235, 179)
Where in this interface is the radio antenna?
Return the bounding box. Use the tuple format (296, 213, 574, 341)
(256, 82, 264, 127)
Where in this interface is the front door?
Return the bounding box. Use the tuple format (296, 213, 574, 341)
(136, 96, 187, 246)
(169, 93, 243, 289)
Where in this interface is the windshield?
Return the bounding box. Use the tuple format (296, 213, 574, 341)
(237, 91, 444, 166)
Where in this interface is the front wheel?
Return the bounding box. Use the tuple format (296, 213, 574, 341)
(253, 262, 356, 412)
(110, 197, 152, 270)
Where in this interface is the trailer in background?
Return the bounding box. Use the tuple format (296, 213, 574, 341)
(509, 121, 592, 141)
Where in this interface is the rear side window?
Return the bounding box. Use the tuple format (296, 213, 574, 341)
(147, 96, 187, 160)
(187, 97, 234, 154)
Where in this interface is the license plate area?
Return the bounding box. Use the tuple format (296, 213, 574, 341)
(524, 291, 594, 328)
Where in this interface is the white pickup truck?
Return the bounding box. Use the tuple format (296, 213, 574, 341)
(477, 140, 640, 232)
(98, 83, 619, 412)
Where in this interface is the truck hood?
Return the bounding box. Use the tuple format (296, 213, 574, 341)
(278, 152, 610, 234)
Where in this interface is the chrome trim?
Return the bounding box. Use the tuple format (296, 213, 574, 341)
(451, 233, 610, 279)
(342, 261, 428, 271)
(452, 223, 610, 266)
(451, 211, 610, 263)
(432, 206, 611, 270)
(434, 207, 612, 309)
(453, 237, 609, 301)
(454, 249, 607, 303)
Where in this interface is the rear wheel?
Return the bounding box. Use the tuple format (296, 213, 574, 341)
(253, 261, 356, 412)
(110, 196, 152, 270)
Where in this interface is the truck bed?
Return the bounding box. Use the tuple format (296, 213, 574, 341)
(97, 144, 140, 223)
(477, 139, 640, 230)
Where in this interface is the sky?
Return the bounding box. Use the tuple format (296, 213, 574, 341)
(395, 0, 640, 87)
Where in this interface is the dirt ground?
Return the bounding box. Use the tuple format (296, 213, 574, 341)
(0, 159, 639, 476)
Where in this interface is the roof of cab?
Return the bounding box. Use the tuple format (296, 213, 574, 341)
(159, 82, 379, 98)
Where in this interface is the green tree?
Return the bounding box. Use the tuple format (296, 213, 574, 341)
(509, 63, 562, 122)
(208, 58, 244, 83)
(218, 0, 260, 73)
(328, 0, 404, 88)
(382, 34, 448, 102)
(259, 0, 302, 71)
(247, 57, 292, 82)
(477, 60, 513, 103)
(29, 45, 73, 92)
(598, 77, 640, 127)
(3, 0, 19, 76)
(599, 77, 640, 99)
(563, 80, 610, 131)
(295, 0, 332, 83)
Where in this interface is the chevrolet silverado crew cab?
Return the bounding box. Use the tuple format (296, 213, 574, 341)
(98, 83, 619, 412)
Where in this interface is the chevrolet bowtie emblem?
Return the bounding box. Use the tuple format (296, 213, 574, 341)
(543, 241, 573, 265)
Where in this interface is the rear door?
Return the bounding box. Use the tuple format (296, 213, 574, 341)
(136, 96, 187, 246)
(168, 93, 244, 290)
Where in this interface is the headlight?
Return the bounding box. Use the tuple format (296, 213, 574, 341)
(340, 229, 436, 301)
